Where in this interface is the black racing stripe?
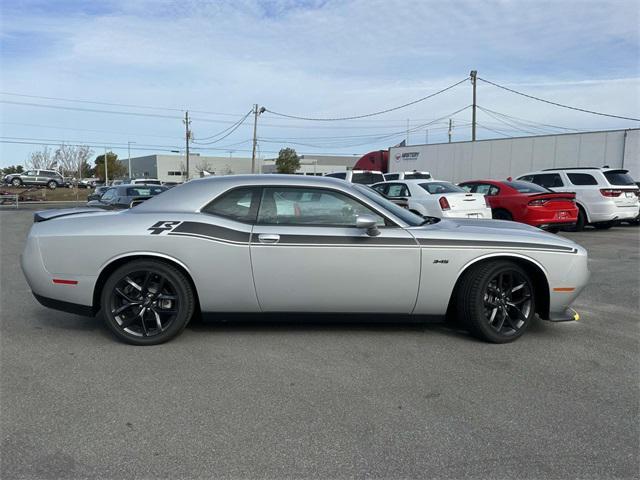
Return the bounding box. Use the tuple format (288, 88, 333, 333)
(172, 221, 251, 243)
(417, 238, 576, 252)
(276, 235, 417, 246)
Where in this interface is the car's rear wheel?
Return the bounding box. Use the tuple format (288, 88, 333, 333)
(47, 180, 58, 190)
(101, 260, 195, 345)
(457, 260, 535, 343)
(11, 178, 22, 187)
(492, 209, 512, 221)
(593, 222, 613, 230)
(570, 206, 586, 232)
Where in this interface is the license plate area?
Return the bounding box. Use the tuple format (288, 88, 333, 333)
(467, 213, 480, 218)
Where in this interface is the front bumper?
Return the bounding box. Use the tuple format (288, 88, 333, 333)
(546, 307, 580, 322)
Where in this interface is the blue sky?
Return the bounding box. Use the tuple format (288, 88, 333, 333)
(1, 0, 639, 167)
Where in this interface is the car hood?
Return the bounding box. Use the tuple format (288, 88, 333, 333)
(409, 218, 580, 250)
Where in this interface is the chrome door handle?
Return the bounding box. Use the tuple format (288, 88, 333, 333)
(258, 233, 280, 244)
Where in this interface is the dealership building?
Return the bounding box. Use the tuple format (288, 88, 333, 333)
(123, 153, 360, 182)
(388, 128, 640, 182)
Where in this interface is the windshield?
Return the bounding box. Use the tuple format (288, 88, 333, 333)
(352, 172, 384, 185)
(504, 181, 552, 193)
(353, 184, 425, 226)
(419, 182, 465, 194)
(604, 170, 635, 186)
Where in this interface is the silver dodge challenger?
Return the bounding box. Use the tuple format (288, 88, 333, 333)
(21, 175, 589, 345)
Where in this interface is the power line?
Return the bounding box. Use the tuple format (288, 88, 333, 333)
(477, 106, 583, 132)
(0, 121, 184, 140)
(194, 109, 253, 141)
(477, 77, 640, 122)
(264, 78, 469, 121)
(0, 91, 245, 117)
(192, 110, 253, 145)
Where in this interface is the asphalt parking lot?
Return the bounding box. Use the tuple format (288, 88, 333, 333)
(1, 207, 638, 479)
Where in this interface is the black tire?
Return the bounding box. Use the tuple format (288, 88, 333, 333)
(492, 209, 512, 221)
(593, 222, 613, 230)
(456, 260, 535, 343)
(100, 259, 195, 345)
(570, 206, 586, 232)
(546, 227, 560, 234)
(47, 180, 58, 190)
(11, 178, 22, 187)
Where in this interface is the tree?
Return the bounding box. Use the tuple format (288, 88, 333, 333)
(195, 159, 213, 176)
(27, 146, 55, 170)
(54, 144, 94, 178)
(1, 165, 24, 175)
(275, 147, 300, 174)
(94, 151, 126, 180)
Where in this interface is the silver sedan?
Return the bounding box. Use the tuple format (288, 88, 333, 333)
(22, 175, 589, 345)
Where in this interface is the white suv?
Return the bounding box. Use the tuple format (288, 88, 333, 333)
(516, 167, 639, 230)
(324, 170, 385, 185)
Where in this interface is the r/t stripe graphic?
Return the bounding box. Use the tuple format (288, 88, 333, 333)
(148, 221, 182, 235)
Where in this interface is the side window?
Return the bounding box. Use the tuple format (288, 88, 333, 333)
(100, 189, 117, 202)
(488, 185, 500, 196)
(459, 184, 475, 192)
(257, 187, 385, 227)
(202, 187, 260, 223)
(372, 184, 389, 195)
(385, 183, 410, 198)
(567, 173, 598, 186)
(474, 184, 491, 195)
(531, 173, 564, 188)
(518, 175, 533, 183)
(26, 170, 37, 176)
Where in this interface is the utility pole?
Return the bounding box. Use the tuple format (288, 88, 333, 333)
(448, 119, 453, 143)
(425, 129, 429, 144)
(406, 119, 410, 144)
(251, 104, 265, 174)
(470, 70, 477, 141)
(104, 147, 109, 185)
(127, 141, 135, 179)
(184, 111, 191, 181)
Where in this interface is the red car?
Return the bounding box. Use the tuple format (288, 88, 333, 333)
(459, 180, 578, 232)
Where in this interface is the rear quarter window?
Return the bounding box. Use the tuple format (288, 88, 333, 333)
(567, 173, 598, 185)
(202, 187, 260, 223)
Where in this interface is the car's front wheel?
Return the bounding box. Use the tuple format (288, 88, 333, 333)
(457, 260, 535, 343)
(11, 178, 22, 187)
(101, 259, 195, 345)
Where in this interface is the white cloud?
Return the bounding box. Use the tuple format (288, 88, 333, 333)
(1, 0, 639, 165)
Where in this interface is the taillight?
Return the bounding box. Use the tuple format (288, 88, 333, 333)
(600, 189, 623, 197)
(528, 199, 548, 206)
(439, 196, 450, 210)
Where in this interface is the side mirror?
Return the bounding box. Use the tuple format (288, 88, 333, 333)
(129, 199, 145, 208)
(356, 214, 380, 237)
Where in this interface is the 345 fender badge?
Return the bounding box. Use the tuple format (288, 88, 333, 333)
(433, 259, 449, 264)
(148, 221, 182, 235)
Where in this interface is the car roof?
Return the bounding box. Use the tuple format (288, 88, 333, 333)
(134, 174, 364, 213)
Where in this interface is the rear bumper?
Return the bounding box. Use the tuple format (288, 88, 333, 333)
(442, 207, 493, 219)
(537, 221, 576, 230)
(33, 293, 96, 317)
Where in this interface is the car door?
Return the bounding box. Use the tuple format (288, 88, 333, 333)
(250, 186, 420, 313)
(22, 170, 38, 185)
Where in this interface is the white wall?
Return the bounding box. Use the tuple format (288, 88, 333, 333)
(390, 129, 637, 182)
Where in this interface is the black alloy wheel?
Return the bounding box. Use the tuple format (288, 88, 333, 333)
(492, 209, 512, 221)
(101, 260, 195, 345)
(482, 270, 533, 337)
(457, 260, 535, 343)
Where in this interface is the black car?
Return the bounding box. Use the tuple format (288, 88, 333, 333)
(87, 186, 111, 202)
(86, 184, 168, 210)
(3, 169, 65, 189)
